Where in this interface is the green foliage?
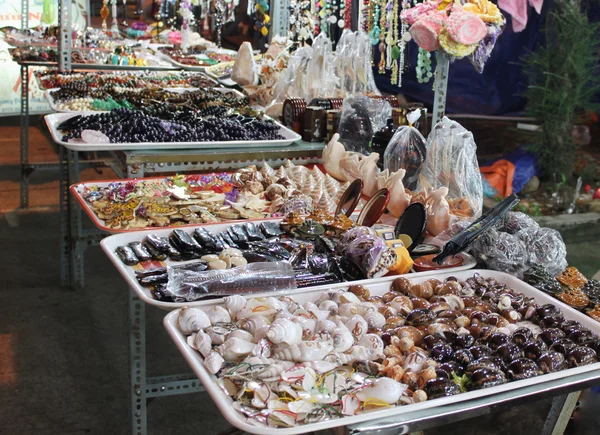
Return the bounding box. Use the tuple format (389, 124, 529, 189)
(522, 1, 600, 178)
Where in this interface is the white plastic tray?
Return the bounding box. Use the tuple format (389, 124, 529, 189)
(45, 112, 301, 151)
(44, 86, 244, 113)
(163, 269, 600, 435)
(100, 221, 477, 310)
(159, 48, 238, 72)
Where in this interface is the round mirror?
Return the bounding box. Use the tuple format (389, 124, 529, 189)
(335, 178, 363, 217)
(357, 188, 390, 227)
(394, 203, 427, 252)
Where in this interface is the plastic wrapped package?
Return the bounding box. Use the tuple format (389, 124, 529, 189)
(335, 29, 354, 94)
(338, 226, 395, 278)
(519, 227, 568, 276)
(417, 117, 483, 218)
(338, 96, 392, 154)
(383, 110, 427, 190)
(165, 261, 297, 301)
(479, 232, 528, 278)
(352, 31, 380, 96)
(268, 46, 313, 112)
(308, 33, 338, 100)
(495, 211, 539, 234)
(428, 218, 474, 247)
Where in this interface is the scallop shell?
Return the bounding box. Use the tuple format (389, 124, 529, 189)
(178, 307, 211, 334)
(204, 351, 225, 374)
(355, 378, 407, 404)
(219, 337, 256, 361)
(267, 318, 303, 345)
(206, 306, 232, 324)
(331, 324, 354, 352)
(187, 330, 212, 357)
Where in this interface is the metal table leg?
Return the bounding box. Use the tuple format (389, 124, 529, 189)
(20, 64, 30, 209)
(59, 146, 72, 286)
(130, 291, 148, 435)
(540, 392, 581, 435)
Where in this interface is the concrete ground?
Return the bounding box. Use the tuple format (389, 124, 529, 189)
(0, 117, 599, 434)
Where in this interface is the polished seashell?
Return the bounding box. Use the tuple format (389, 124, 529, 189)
(338, 303, 361, 318)
(227, 329, 255, 343)
(239, 316, 270, 335)
(345, 315, 368, 340)
(293, 316, 317, 340)
(341, 394, 361, 416)
(250, 383, 272, 409)
(303, 360, 339, 374)
(318, 300, 339, 315)
(470, 367, 507, 389)
(206, 306, 232, 325)
(359, 334, 385, 355)
(538, 351, 566, 373)
(204, 351, 225, 374)
(567, 346, 597, 367)
(506, 358, 541, 381)
(315, 319, 337, 334)
(336, 292, 361, 304)
(272, 341, 334, 362)
(326, 346, 376, 364)
(267, 318, 303, 345)
(390, 296, 413, 315)
(403, 350, 428, 373)
(206, 326, 228, 345)
(331, 324, 354, 352)
(364, 310, 386, 329)
(225, 295, 247, 318)
(219, 337, 256, 361)
(178, 307, 211, 334)
(188, 330, 213, 357)
(356, 377, 407, 404)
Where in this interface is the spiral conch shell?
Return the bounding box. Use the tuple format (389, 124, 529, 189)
(272, 341, 334, 362)
(219, 337, 256, 361)
(178, 307, 211, 334)
(331, 324, 354, 352)
(239, 316, 270, 335)
(355, 377, 407, 404)
(188, 330, 212, 357)
(206, 306, 232, 324)
(204, 350, 225, 374)
(267, 318, 303, 345)
(225, 295, 246, 319)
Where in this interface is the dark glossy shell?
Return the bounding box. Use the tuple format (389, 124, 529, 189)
(512, 327, 534, 347)
(405, 309, 436, 326)
(348, 285, 370, 301)
(537, 351, 567, 373)
(539, 328, 566, 346)
(466, 357, 505, 375)
(351, 359, 381, 376)
(392, 277, 412, 294)
(549, 338, 577, 355)
(487, 333, 510, 351)
(539, 315, 565, 329)
(523, 340, 548, 360)
(535, 304, 562, 322)
(453, 348, 475, 366)
(506, 358, 541, 381)
(469, 345, 493, 360)
(430, 343, 454, 362)
(560, 320, 586, 334)
(424, 377, 462, 399)
(454, 334, 475, 349)
(567, 329, 596, 345)
(567, 346, 598, 367)
(423, 334, 446, 350)
(470, 367, 507, 389)
(436, 360, 464, 377)
(587, 338, 600, 355)
(496, 343, 524, 364)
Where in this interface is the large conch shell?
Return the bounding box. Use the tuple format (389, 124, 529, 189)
(339, 152, 363, 182)
(378, 169, 412, 217)
(231, 41, 258, 87)
(358, 152, 380, 197)
(425, 186, 452, 236)
(267, 318, 303, 345)
(322, 134, 348, 181)
(178, 307, 211, 334)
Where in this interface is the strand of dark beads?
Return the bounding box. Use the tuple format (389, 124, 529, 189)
(60, 109, 284, 143)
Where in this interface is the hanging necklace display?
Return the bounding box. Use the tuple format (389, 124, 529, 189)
(110, 0, 120, 36)
(416, 47, 433, 83)
(289, 0, 311, 42)
(179, 0, 193, 52)
(101, 0, 110, 32)
(368, 2, 380, 44)
(254, 0, 270, 38)
(377, 0, 387, 74)
(215, 0, 226, 47)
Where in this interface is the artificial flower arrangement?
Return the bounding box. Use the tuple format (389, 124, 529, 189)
(401, 0, 505, 72)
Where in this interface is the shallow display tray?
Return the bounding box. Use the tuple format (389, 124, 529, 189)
(162, 269, 600, 435)
(70, 175, 269, 234)
(45, 112, 301, 151)
(100, 222, 477, 310)
(44, 86, 244, 113)
(159, 48, 238, 72)
(34, 70, 218, 91)
(16, 59, 181, 71)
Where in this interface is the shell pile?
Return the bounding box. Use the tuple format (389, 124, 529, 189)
(232, 161, 351, 215)
(177, 273, 600, 428)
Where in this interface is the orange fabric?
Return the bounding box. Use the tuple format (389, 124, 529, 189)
(480, 159, 515, 197)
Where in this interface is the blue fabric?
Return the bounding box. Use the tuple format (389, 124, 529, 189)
(374, 2, 550, 116)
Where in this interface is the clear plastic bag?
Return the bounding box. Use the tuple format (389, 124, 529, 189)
(338, 95, 392, 154)
(383, 110, 427, 190)
(495, 211, 539, 234)
(472, 231, 528, 277)
(165, 261, 297, 301)
(417, 117, 483, 218)
(519, 227, 568, 276)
